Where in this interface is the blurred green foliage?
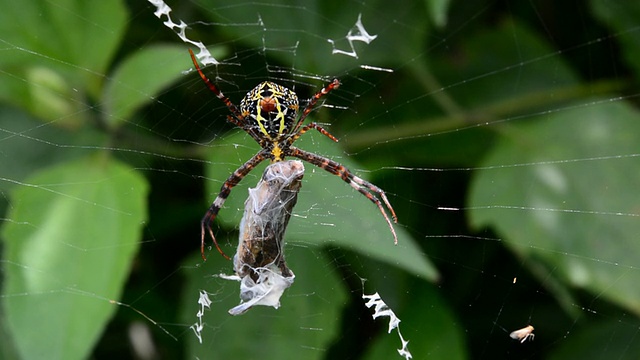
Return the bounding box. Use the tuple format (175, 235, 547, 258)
(1, 0, 640, 359)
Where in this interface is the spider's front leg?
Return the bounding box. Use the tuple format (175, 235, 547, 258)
(201, 151, 268, 260)
(291, 78, 341, 134)
(189, 49, 244, 120)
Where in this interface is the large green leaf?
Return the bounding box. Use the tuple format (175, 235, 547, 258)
(203, 130, 438, 281)
(103, 45, 227, 128)
(469, 99, 640, 315)
(363, 281, 467, 360)
(0, 108, 107, 197)
(429, 19, 580, 110)
(0, 0, 127, 115)
(425, 0, 451, 28)
(590, 0, 640, 78)
(1, 155, 148, 360)
(549, 318, 640, 360)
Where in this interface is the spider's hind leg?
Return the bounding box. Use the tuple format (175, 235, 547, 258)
(201, 151, 268, 260)
(289, 147, 398, 245)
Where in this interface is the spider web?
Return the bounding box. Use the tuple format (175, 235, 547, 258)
(1, 0, 640, 359)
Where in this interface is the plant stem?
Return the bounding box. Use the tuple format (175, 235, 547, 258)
(344, 79, 626, 151)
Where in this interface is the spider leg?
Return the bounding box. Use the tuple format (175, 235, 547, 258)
(289, 147, 398, 244)
(225, 114, 243, 128)
(291, 79, 340, 135)
(201, 151, 269, 260)
(226, 115, 265, 145)
(190, 49, 267, 146)
(189, 49, 245, 122)
(288, 122, 339, 145)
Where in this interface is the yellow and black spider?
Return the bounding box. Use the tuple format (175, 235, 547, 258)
(189, 49, 398, 261)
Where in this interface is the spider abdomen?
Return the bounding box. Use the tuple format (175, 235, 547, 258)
(240, 81, 300, 139)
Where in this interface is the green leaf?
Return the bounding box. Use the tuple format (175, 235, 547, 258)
(430, 19, 580, 110)
(346, 18, 590, 167)
(0, 107, 107, 197)
(203, 130, 438, 281)
(549, 318, 640, 360)
(364, 282, 467, 360)
(180, 246, 347, 359)
(0, 1, 127, 106)
(590, 0, 640, 78)
(103, 45, 227, 128)
(468, 99, 640, 315)
(425, 0, 450, 28)
(1, 155, 148, 360)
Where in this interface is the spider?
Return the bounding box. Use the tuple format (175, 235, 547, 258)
(189, 49, 398, 261)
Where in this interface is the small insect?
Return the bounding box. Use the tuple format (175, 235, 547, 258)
(189, 49, 398, 260)
(222, 160, 303, 315)
(510, 325, 535, 343)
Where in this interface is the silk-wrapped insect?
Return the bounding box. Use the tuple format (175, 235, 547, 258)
(221, 160, 303, 315)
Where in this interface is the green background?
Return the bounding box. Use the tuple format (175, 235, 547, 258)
(1, 0, 640, 359)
